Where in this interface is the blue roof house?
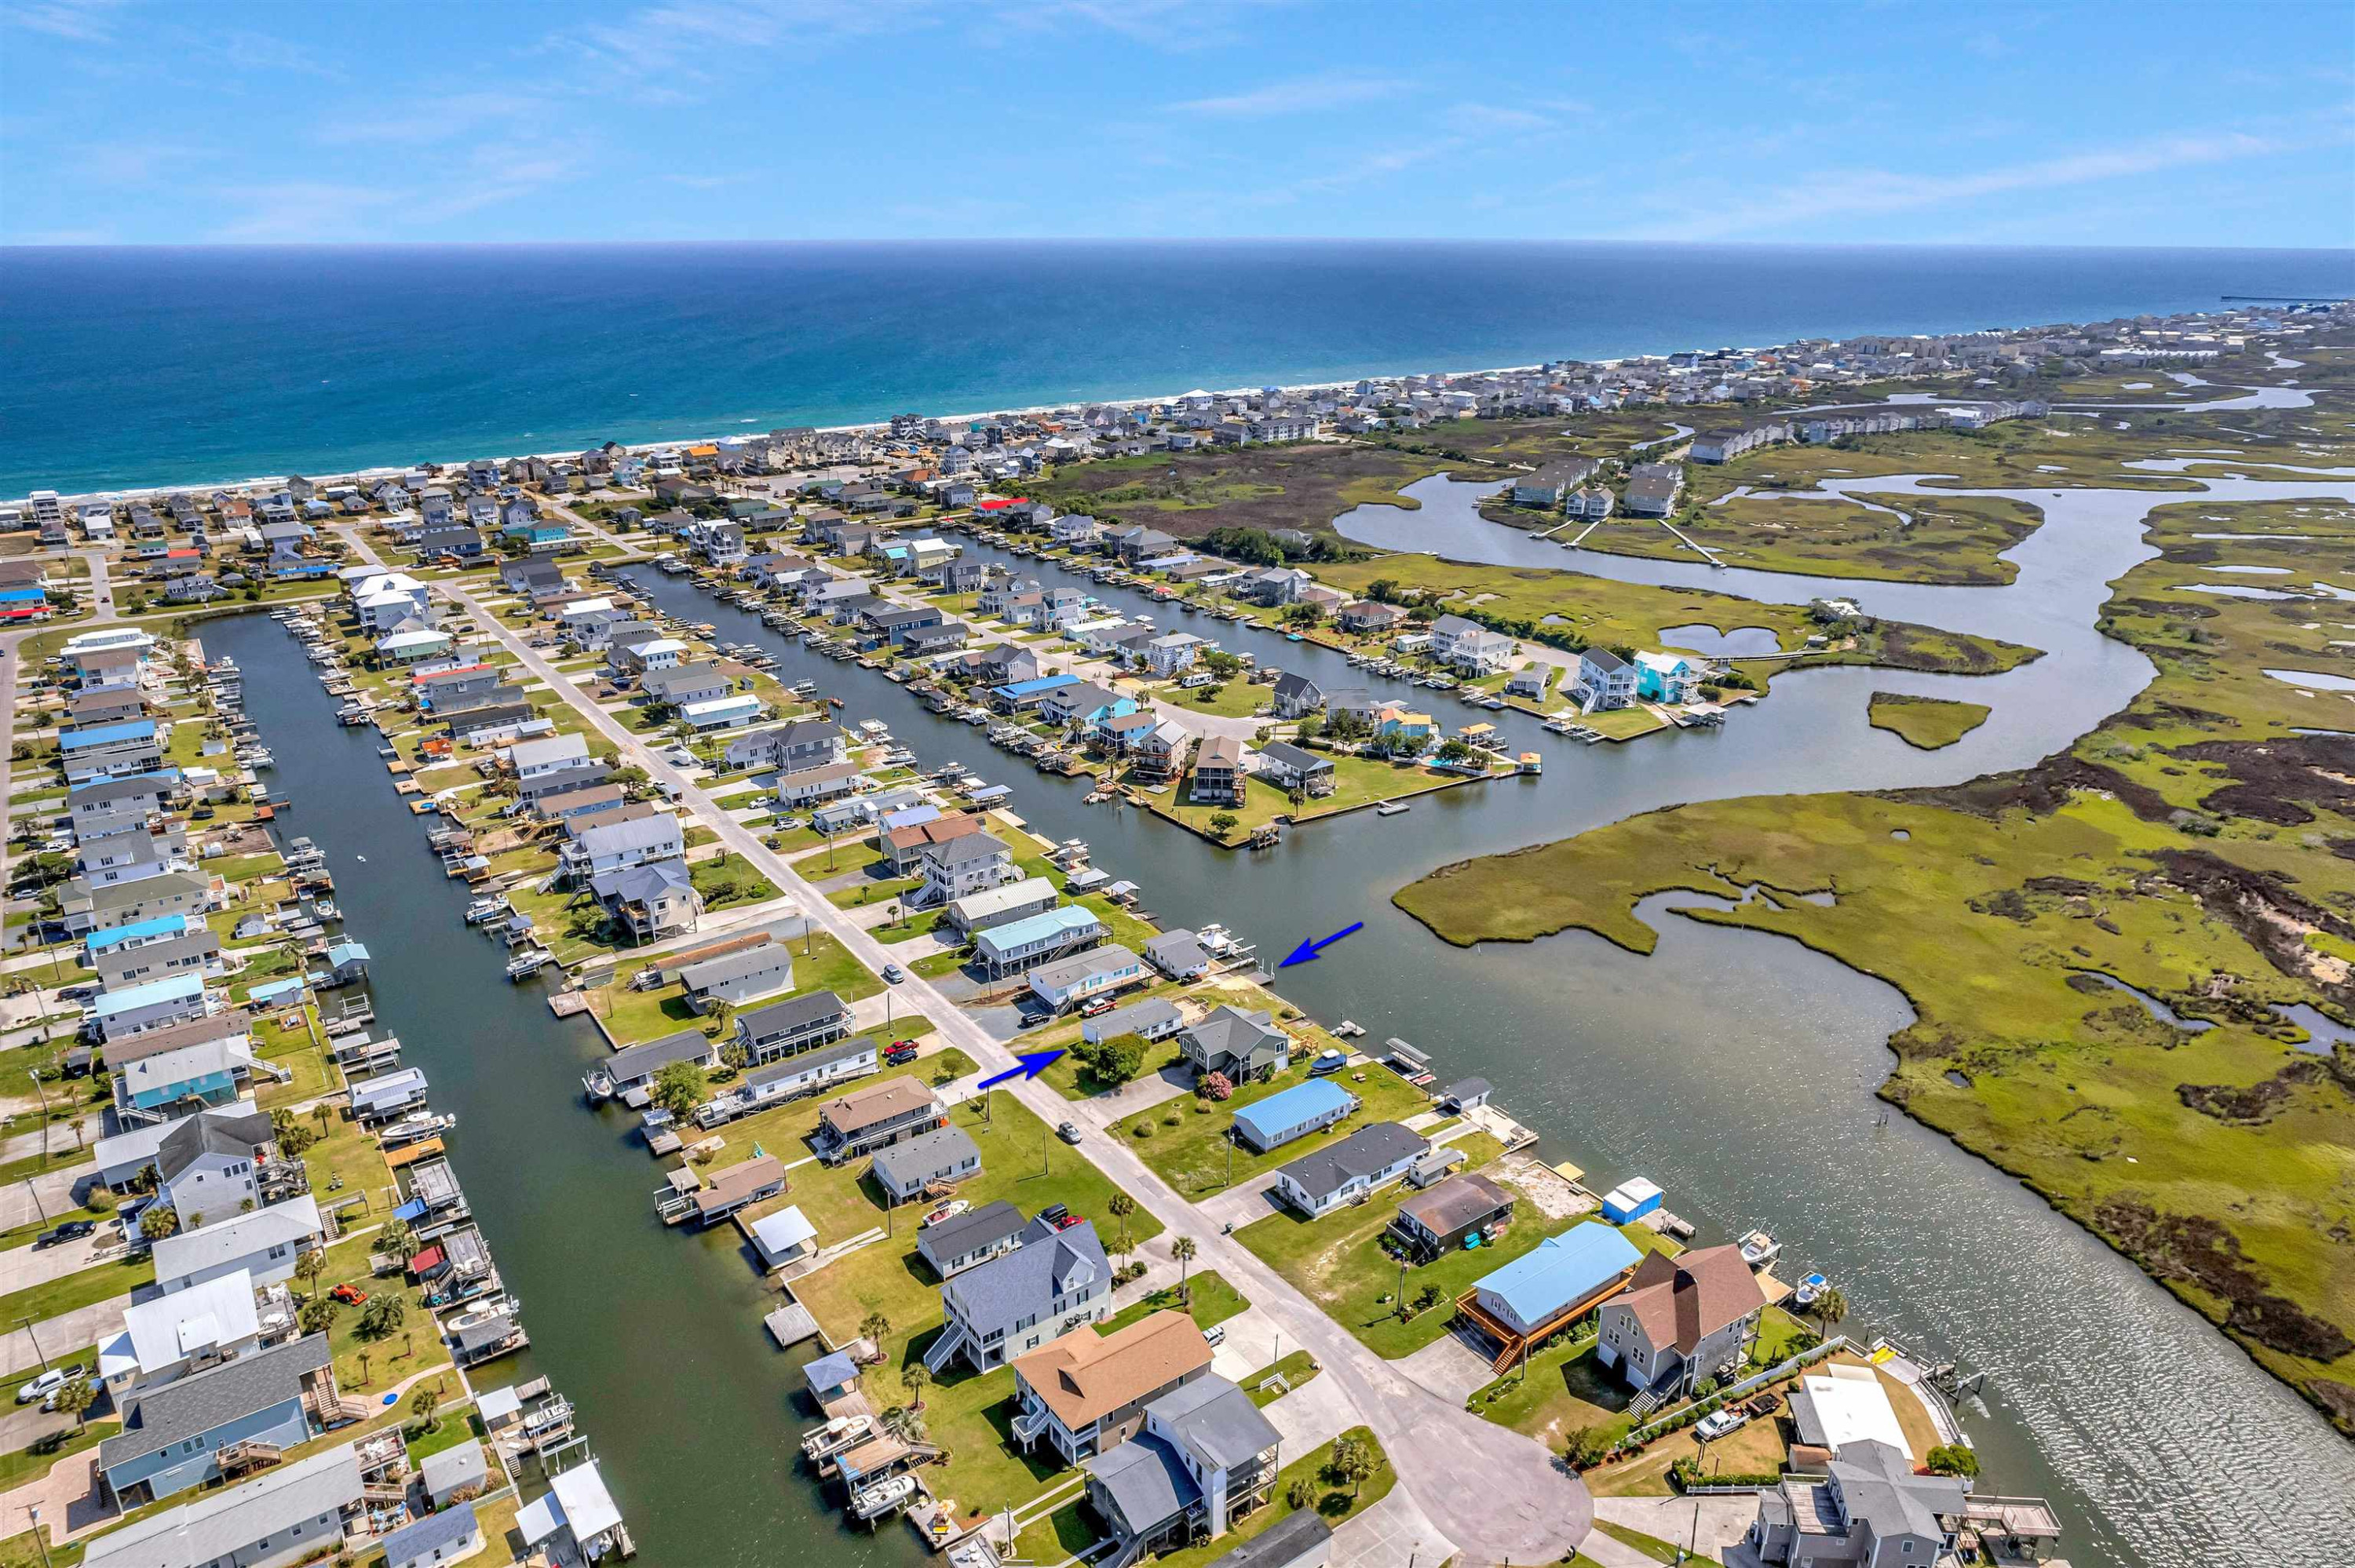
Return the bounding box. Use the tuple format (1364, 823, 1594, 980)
(1469, 1223, 1645, 1341)
(1230, 1078, 1359, 1154)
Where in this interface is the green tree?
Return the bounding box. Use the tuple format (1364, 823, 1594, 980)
(358, 1294, 407, 1343)
(1108, 1192, 1135, 1249)
(1561, 1425, 1609, 1471)
(1172, 1235, 1198, 1304)
(1926, 1444, 1981, 1478)
(902, 1362, 929, 1413)
(299, 1296, 341, 1336)
(1285, 1475, 1316, 1510)
(1207, 812, 1239, 838)
(294, 1247, 327, 1301)
(1330, 1434, 1378, 1497)
(51, 1373, 98, 1432)
(1079, 1032, 1147, 1088)
(1812, 1285, 1849, 1340)
(649, 1059, 710, 1118)
(410, 1384, 444, 1433)
(378, 1219, 419, 1265)
(859, 1311, 893, 1352)
(140, 1204, 180, 1242)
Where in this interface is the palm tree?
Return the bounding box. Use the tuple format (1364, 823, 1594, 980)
(294, 1247, 327, 1303)
(52, 1374, 97, 1433)
(410, 1384, 444, 1433)
(1813, 1285, 1849, 1341)
(1172, 1235, 1198, 1305)
(1108, 1193, 1135, 1249)
(859, 1311, 893, 1355)
(903, 1363, 929, 1413)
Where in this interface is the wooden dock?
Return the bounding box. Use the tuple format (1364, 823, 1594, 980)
(765, 1303, 820, 1347)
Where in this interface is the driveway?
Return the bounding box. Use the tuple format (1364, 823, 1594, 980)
(1261, 1365, 1356, 1453)
(0, 1165, 97, 1234)
(1329, 1489, 1458, 1568)
(1394, 1328, 1495, 1405)
(0, 1295, 134, 1380)
(0, 1227, 126, 1296)
(422, 554, 1595, 1566)
(1597, 1493, 1765, 1562)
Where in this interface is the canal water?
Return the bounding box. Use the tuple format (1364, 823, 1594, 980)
(619, 469, 2355, 1568)
(199, 442, 2355, 1568)
(199, 612, 912, 1568)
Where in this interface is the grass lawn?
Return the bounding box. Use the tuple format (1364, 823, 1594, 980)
(1466, 1336, 1631, 1449)
(1243, 1349, 1320, 1407)
(1039, 1031, 1186, 1101)
(304, 1231, 455, 1402)
(1113, 1062, 1433, 1198)
(0, 1420, 117, 1491)
(1866, 691, 1992, 749)
(1236, 1136, 1538, 1359)
(298, 1113, 401, 1219)
(788, 929, 885, 1003)
(1096, 1270, 1248, 1336)
(1595, 1519, 1718, 1563)
(788, 1087, 1160, 1334)
(0, 1530, 82, 1568)
(585, 978, 702, 1047)
(0, 1252, 154, 1326)
(1148, 1428, 1393, 1568)
(828, 873, 921, 910)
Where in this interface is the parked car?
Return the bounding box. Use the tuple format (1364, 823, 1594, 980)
(1693, 1409, 1745, 1442)
(15, 1364, 84, 1405)
(881, 964, 905, 985)
(33, 1220, 95, 1249)
(1056, 1122, 1083, 1145)
(883, 1040, 919, 1066)
(1078, 995, 1116, 1018)
(1201, 1324, 1226, 1347)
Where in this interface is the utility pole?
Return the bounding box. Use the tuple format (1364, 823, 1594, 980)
(22, 1176, 46, 1227)
(25, 1504, 51, 1568)
(26, 1067, 48, 1162)
(15, 1316, 49, 1372)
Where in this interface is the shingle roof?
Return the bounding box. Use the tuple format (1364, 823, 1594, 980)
(871, 1125, 980, 1186)
(1015, 1310, 1213, 1431)
(82, 1442, 362, 1568)
(380, 1501, 480, 1566)
(601, 1029, 712, 1085)
(918, 1198, 1026, 1263)
(155, 1110, 272, 1185)
(1397, 1172, 1515, 1239)
(816, 1074, 936, 1136)
(739, 989, 851, 1039)
(100, 1333, 330, 1471)
(1272, 1121, 1426, 1201)
(1147, 1373, 1278, 1471)
(1085, 1431, 1198, 1530)
(944, 1218, 1108, 1337)
(1613, 1243, 1762, 1353)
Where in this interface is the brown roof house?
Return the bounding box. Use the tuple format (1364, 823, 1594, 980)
(1010, 1311, 1215, 1465)
(1594, 1243, 1766, 1397)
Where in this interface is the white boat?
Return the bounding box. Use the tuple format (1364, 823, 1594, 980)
(1739, 1229, 1781, 1270)
(1793, 1271, 1828, 1307)
(800, 1413, 872, 1460)
(379, 1111, 455, 1147)
(464, 897, 508, 924)
(851, 1475, 918, 1520)
(506, 949, 554, 980)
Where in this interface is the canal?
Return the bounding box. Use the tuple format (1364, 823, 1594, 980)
(619, 475, 2355, 1568)
(200, 611, 918, 1568)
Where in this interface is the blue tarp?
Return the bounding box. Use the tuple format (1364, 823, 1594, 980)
(392, 1198, 429, 1223)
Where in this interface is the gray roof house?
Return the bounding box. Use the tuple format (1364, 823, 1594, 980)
(926, 1216, 1112, 1373)
(81, 1441, 363, 1568)
(1269, 1121, 1428, 1218)
(418, 1440, 489, 1507)
(1083, 1373, 1282, 1552)
(916, 1198, 1028, 1279)
(1083, 996, 1185, 1046)
(871, 1125, 983, 1202)
(677, 945, 795, 1013)
(1748, 1440, 1970, 1568)
(1142, 930, 1213, 982)
(382, 1501, 484, 1568)
(591, 1029, 718, 1101)
(735, 989, 853, 1065)
(1178, 1006, 1290, 1080)
(99, 1333, 339, 1504)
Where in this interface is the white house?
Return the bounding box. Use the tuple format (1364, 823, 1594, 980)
(1572, 647, 1638, 713)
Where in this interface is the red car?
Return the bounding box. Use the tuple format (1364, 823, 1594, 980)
(1078, 996, 1118, 1018)
(884, 1040, 919, 1065)
(330, 1283, 369, 1305)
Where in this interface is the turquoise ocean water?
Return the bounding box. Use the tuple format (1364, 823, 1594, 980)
(2, 240, 2349, 495)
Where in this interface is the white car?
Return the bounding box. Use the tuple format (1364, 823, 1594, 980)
(1692, 1409, 1743, 1442)
(15, 1363, 83, 1405)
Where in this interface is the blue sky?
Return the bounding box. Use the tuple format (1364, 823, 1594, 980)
(3, 0, 2350, 247)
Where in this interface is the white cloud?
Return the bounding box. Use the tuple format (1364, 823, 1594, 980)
(1627, 128, 2335, 241)
(1174, 73, 1408, 118)
(2, 0, 123, 42)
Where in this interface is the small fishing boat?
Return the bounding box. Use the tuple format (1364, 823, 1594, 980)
(506, 948, 554, 981)
(851, 1475, 918, 1521)
(1738, 1229, 1781, 1270)
(1793, 1271, 1828, 1307)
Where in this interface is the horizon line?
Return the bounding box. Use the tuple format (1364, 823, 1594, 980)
(5, 236, 2353, 257)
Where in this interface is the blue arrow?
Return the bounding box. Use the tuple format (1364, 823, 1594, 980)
(977, 1050, 1064, 1091)
(1279, 921, 1364, 968)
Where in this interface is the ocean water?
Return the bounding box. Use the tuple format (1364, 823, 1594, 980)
(2, 239, 2349, 495)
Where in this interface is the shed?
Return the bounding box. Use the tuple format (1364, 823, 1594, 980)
(418, 1440, 489, 1507)
(1600, 1178, 1663, 1224)
(750, 1205, 818, 1267)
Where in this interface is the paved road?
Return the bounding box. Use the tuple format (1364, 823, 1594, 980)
(411, 554, 1594, 1563)
(0, 1293, 133, 1380)
(0, 1227, 126, 1296)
